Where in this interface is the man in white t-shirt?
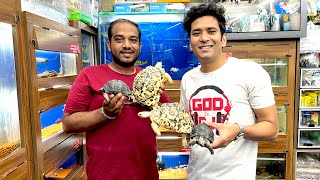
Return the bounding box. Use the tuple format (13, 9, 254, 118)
(181, 3, 279, 180)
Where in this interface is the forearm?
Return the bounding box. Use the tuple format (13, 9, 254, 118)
(62, 108, 107, 133)
(243, 121, 278, 141)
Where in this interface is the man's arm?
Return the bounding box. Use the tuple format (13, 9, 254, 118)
(62, 109, 106, 133)
(244, 104, 279, 141)
(62, 93, 126, 133)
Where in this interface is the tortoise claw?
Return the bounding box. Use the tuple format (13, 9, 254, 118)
(138, 111, 151, 118)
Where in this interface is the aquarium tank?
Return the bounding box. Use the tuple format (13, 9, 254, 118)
(99, 13, 199, 80)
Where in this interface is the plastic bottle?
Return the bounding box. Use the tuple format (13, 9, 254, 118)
(309, 93, 318, 106)
(302, 111, 311, 126)
(304, 96, 311, 107)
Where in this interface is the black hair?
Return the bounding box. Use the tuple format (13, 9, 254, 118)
(183, 3, 226, 38)
(107, 18, 142, 42)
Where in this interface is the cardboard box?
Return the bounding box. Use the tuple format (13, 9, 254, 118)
(100, 1, 114, 12)
(149, 3, 185, 13)
(115, 0, 151, 3)
(155, 0, 189, 3)
(113, 3, 150, 12)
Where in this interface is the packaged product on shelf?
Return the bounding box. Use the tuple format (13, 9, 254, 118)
(309, 92, 318, 106)
(149, 3, 185, 13)
(302, 111, 311, 126)
(304, 95, 311, 107)
(67, 0, 93, 26)
(113, 3, 150, 12)
(311, 112, 319, 125)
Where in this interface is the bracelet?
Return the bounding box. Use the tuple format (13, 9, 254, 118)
(101, 107, 116, 120)
(233, 123, 244, 140)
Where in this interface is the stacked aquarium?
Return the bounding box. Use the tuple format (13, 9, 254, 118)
(99, 12, 199, 80)
(295, 14, 320, 179)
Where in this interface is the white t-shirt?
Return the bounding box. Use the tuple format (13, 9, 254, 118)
(180, 57, 275, 180)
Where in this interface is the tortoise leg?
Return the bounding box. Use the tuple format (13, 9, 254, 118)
(204, 142, 214, 155)
(164, 73, 173, 84)
(182, 133, 188, 147)
(103, 93, 110, 101)
(151, 121, 161, 136)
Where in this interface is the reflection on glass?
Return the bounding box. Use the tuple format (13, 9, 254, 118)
(277, 105, 287, 134)
(299, 130, 320, 147)
(256, 153, 286, 179)
(82, 33, 95, 68)
(243, 58, 288, 87)
(36, 50, 77, 78)
(221, 0, 301, 33)
(60, 53, 77, 76)
(0, 22, 21, 159)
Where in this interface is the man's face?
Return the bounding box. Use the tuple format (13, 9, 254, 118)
(107, 22, 141, 67)
(189, 16, 226, 63)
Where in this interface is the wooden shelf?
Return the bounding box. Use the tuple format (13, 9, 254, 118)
(42, 131, 72, 153)
(43, 134, 82, 174)
(38, 75, 76, 89)
(39, 88, 69, 111)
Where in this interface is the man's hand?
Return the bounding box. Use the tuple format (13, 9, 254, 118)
(203, 121, 241, 149)
(102, 93, 126, 118)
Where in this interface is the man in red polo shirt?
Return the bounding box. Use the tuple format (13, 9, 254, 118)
(62, 18, 170, 180)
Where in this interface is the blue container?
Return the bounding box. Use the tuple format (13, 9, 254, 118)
(158, 153, 189, 169)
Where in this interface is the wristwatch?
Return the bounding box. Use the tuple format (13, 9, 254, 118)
(235, 123, 244, 140)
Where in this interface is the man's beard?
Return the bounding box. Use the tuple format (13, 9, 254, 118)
(112, 52, 138, 67)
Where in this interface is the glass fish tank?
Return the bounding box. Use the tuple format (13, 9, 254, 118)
(256, 153, 286, 179)
(99, 13, 199, 80)
(36, 50, 77, 78)
(82, 33, 96, 68)
(242, 58, 288, 87)
(36, 49, 76, 139)
(0, 22, 21, 159)
(298, 129, 320, 148)
(220, 0, 306, 39)
(40, 105, 64, 141)
(277, 105, 287, 134)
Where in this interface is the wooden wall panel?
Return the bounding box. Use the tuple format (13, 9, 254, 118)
(258, 141, 288, 153)
(0, 0, 15, 18)
(24, 12, 79, 37)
